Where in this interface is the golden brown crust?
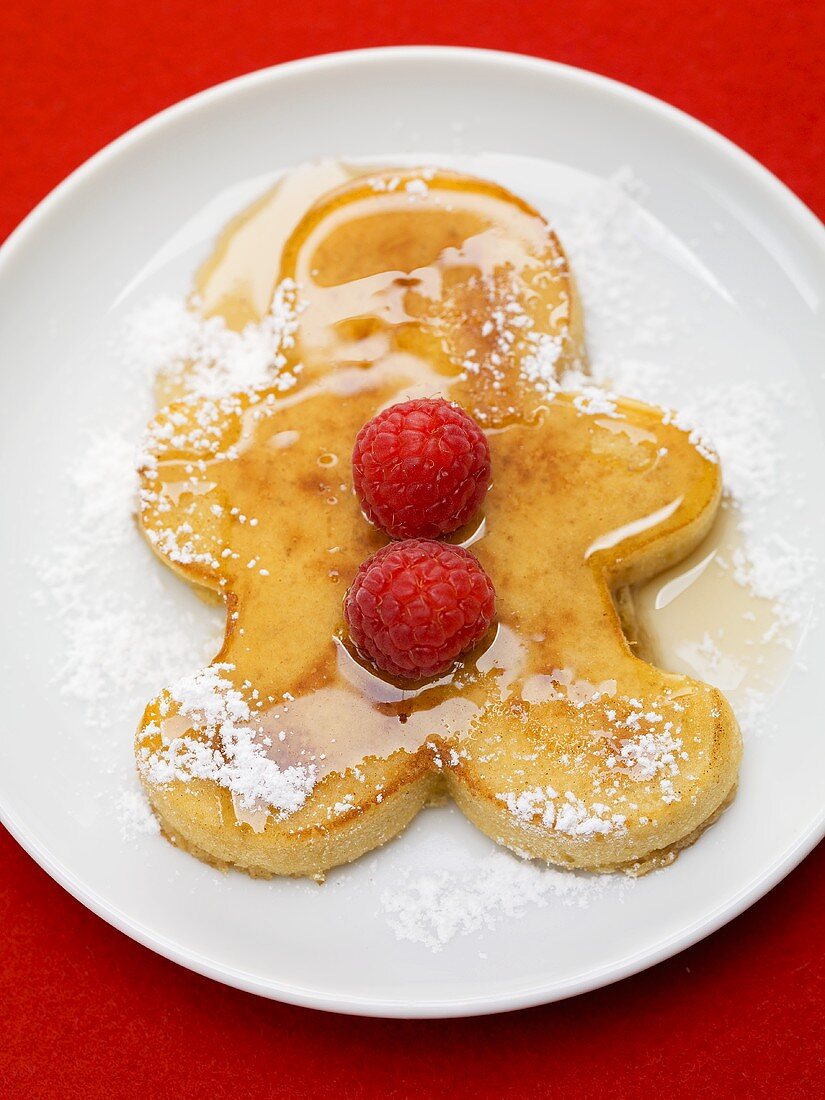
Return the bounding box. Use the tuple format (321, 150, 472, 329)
(141, 748, 440, 875)
(446, 688, 740, 873)
(135, 166, 742, 880)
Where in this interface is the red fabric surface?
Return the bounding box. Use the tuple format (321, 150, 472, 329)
(1, 1, 823, 1095)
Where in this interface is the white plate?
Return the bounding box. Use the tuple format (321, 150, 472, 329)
(1, 47, 823, 1018)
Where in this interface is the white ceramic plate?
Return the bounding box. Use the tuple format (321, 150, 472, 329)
(1, 48, 823, 1018)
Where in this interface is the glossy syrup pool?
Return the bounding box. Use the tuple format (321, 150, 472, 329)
(633, 505, 790, 698)
(141, 158, 797, 793)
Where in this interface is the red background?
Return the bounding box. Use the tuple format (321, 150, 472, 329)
(1, 2, 822, 1095)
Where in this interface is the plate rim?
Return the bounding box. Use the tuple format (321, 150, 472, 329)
(1, 45, 823, 1018)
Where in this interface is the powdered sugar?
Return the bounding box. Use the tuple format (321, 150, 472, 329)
(595, 361, 813, 628)
(122, 279, 303, 399)
(609, 726, 682, 782)
(381, 848, 626, 951)
(497, 787, 627, 838)
(32, 284, 304, 831)
(117, 787, 161, 840)
(139, 663, 317, 815)
(34, 427, 222, 728)
(560, 170, 815, 638)
(728, 537, 815, 626)
(36, 280, 305, 727)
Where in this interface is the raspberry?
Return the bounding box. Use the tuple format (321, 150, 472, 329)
(352, 398, 491, 540)
(343, 539, 496, 680)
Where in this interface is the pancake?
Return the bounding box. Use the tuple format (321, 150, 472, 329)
(135, 166, 741, 877)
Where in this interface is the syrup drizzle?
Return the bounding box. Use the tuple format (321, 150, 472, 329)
(139, 162, 771, 829)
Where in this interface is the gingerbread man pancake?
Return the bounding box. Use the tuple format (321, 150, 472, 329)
(136, 169, 741, 877)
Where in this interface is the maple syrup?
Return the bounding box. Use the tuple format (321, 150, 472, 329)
(139, 163, 764, 821)
(633, 503, 791, 709)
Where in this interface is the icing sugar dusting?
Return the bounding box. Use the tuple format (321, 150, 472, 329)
(497, 788, 627, 838)
(590, 358, 814, 631)
(556, 167, 818, 741)
(34, 427, 221, 727)
(117, 788, 161, 840)
(34, 284, 305, 826)
(140, 664, 316, 815)
(122, 279, 304, 399)
(381, 849, 624, 952)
